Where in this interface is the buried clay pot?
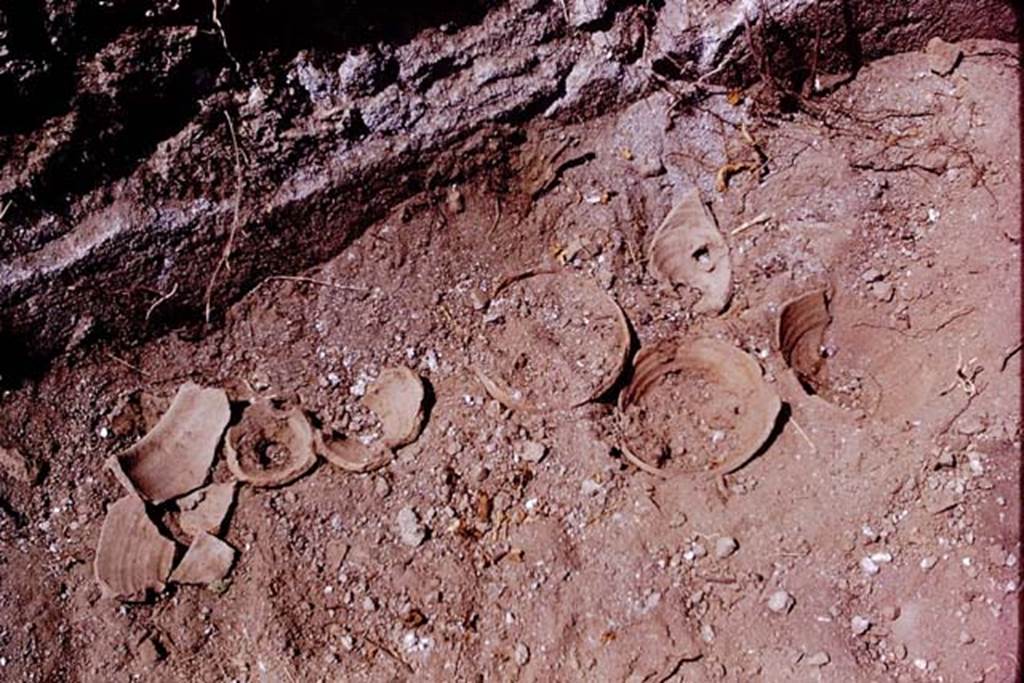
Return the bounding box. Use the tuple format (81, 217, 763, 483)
(619, 338, 781, 475)
(777, 290, 883, 412)
(648, 188, 732, 314)
(474, 269, 631, 412)
(108, 383, 230, 504)
(225, 400, 318, 487)
(94, 495, 176, 601)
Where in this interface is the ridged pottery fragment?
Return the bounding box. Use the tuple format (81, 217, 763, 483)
(170, 532, 236, 585)
(778, 290, 831, 394)
(475, 269, 631, 412)
(225, 401, 317, 487)
(108, 383, 230, 504)
(94, 495, 176, 601)
(362, 367, 425, 448)
(619, 338, 780, 475)
(649, 188, 732, 314)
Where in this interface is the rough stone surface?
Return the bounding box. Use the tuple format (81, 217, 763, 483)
(0, 0, 1016, 381)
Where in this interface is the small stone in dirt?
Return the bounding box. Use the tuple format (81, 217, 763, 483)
(935, 451, 956, 469)
(881, 605, 901, 621)
(926, 37, 963, 76)
(514, 643, 531, 666)
(870, 281, 895, 302)
(137, 636, 164, 667)
(446, 186, 465, 214)
(638, 157, 666, 177)
(397, 506, 427, 547)
(805, 651, 830, 667)
(580, 478, 603, 496)
(715, 536, 738, 559)
(851, 615, 871, 636)
(959, 630, 974, 645)
(0, 446, 42, 484)
(956, 415, 986, 436)
(860, 556, 880, 575)
(374, 476, 391, 498)
(568, 0, 611, 28)
(767, 590, 795, 614)
(518, 441, 547, 463)
(861, 268, 885, 283)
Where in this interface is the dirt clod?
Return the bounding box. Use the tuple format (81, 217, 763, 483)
(0, 446, 42, 484)
(396, 506, 426, 547)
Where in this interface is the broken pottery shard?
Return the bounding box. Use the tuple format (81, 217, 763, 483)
(315, 431, 391, 473)
(94, 495, 176, 600)
(926, 37, 963, 76)
(620, 338, 781, 475)
(649, 188, 732, 314)
(0, 445, 42, 484)
(225, 401, 318, 487)
(108, 382, 230, 504)
(778, 290, 831, 394)
(176, 482, 237, 537)
(362, 367, 425, 448)
(169, 532, 236, 585)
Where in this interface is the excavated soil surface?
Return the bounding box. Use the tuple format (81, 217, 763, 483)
(0, 16, 1021, 683)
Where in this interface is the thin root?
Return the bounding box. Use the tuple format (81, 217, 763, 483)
(203, 111, 244, 323)
(144, 282, 179, 322)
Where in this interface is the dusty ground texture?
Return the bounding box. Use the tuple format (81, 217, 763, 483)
(0, 5, 1022, 683)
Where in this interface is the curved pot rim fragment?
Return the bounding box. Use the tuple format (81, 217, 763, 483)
(314, 431, 392, 473)
(107, 382, 230, 504)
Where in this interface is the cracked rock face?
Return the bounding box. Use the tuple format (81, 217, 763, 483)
(0, 0, 1016, 383)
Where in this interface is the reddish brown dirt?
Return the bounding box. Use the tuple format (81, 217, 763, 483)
(0, 38, 1020, 682)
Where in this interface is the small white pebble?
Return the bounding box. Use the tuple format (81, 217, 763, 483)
(524, 498, 538, 512)
(851, 616, 871, 636)
(870, 551, 893, 564)
(914, 658, 928, 670)
(98, 427, 110, 439)
(715, 536, 739, 559)
(860, 557, 880, 575)
(920, 556, 938, 571)
(767, 590, 795, 614)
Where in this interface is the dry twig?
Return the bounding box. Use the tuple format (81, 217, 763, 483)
(203, 111, 244, 323)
